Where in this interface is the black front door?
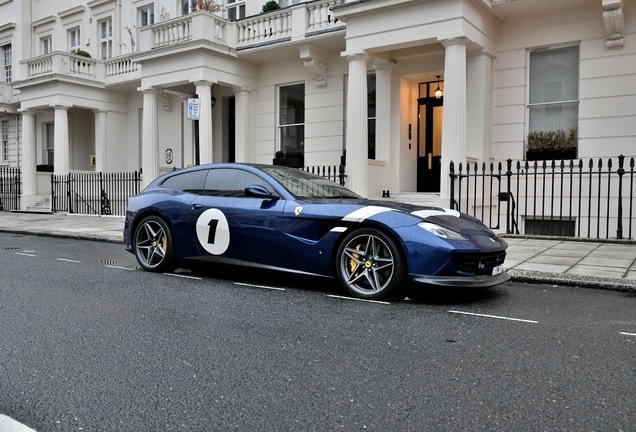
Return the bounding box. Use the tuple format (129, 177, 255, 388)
(416, 81, 444, 192)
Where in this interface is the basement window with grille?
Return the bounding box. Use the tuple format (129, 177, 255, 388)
(525, 218, 575, 237)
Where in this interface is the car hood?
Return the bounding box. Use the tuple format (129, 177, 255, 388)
(295, 198, 507, 249)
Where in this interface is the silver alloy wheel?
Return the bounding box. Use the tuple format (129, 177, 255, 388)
(135, 219, 168, 269)
(339, 232, 395, 296)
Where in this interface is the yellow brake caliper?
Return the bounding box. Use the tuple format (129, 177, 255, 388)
(161, 236, 167, 251)
(350, 244, 362, 275)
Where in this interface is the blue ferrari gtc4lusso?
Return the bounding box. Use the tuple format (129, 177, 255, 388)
(124, 163, 510, 300)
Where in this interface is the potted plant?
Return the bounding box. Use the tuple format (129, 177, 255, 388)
(526, 127, 578, 161)
(273, 150, 304, 167)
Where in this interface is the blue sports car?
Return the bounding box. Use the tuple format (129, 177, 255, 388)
(124, 163, 509, 300)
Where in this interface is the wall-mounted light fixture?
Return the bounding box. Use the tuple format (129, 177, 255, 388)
(434, 75, 443, 99)
(211, 86, 217, 108)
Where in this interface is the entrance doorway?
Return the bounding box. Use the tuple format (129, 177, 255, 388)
(416, 79, 443, 192)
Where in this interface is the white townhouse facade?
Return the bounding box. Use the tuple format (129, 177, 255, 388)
(0, 0, 634, 216)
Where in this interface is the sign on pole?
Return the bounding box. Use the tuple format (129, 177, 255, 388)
(187, 98, 200, 120)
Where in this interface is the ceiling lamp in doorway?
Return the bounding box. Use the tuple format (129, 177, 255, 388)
(435, 75, 443, 99)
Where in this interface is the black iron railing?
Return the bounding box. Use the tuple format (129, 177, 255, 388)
(51, 171, 141, 216)
(301, 164, 347, 186)
(0, 166, 21, 211)
(449, 155, 636, 240)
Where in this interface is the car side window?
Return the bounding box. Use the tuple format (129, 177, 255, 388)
(160, 170, 207, 193)
(203, 168, 276, 198)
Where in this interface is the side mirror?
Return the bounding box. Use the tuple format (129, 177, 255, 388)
(244, 185, 278, 200)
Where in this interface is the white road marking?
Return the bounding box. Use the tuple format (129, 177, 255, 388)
(164, 273, 202, 280)
(105, 265, 136, 271)
(234, 282, 285, 291)
(327, 294, 391, 305)
(619, 332, 636, 337)
(15, 252, 36, 257)
(57, 258, 81, 263)
(448, 310, 538, 324)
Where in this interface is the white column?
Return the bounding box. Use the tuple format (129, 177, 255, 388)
(194, 81, 214, 165)
(343, 52, 369, 197)
(53, 104, 71, 176)
(467, 51, 494, 162)
(440, 37, 468, 202)
(20, 109, 37, 196)
(374, 63, 394, 163)
(94, 110, 107, 172)
(142, 89, 159, 188)
(235, 87, 250, 163)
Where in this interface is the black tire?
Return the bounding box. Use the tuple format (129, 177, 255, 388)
(134, 215, 176, 273)
(335, 228, 405, 300)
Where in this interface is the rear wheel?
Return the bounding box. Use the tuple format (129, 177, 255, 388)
(335, 228, 405, 300)
(134, 215, 176, 272)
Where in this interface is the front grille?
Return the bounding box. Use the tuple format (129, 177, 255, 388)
(453, 251, 506, 276)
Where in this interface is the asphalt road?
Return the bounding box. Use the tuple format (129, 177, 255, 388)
(0, 233, 635, 431)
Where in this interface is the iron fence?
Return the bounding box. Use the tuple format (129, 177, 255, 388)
(449, 155, 636, 240)
(51, 171, 141, 216)
(0, 166, 21, 211)
(301, 164, 347, 186)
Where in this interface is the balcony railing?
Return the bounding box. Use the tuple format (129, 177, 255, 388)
(141, 0, 346, 51)
(18, 0, 347, 87)
(21, 52, 140, 84)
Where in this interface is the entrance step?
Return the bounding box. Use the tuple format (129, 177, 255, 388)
(380, 192, 439, 206)
(24, 198, 52, 213)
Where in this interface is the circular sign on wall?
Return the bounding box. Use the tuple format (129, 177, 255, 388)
(195, 208, 230, 255)
(165, 148, 174, 164)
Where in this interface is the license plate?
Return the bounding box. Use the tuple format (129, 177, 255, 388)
(492, 265, 503, 275)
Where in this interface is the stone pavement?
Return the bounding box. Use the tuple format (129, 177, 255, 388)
(0, 211, 635, 293)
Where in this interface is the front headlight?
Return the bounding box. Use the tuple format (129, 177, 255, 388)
(418, 222, 467, 240)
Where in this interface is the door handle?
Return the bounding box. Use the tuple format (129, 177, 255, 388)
(428, 153, 432, 169)
(192, 204, 203, 210)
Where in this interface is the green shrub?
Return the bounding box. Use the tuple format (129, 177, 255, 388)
(75, 50, 91, 58)
(262, 0, 280, 13)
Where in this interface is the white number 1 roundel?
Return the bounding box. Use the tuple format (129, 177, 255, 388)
(195, 208, 230, 255)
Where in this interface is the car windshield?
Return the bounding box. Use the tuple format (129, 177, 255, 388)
(261, 166, 361, 200)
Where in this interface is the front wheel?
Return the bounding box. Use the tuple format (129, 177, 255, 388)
(335, 228, 405, 300)
(134, 215, 176, 273)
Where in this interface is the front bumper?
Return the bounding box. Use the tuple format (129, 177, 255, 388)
(408, 271, 511, 288)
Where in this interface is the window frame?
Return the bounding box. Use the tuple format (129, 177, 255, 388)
(41, 36, 52, 55)
(180, 0, 194, 15)
(277, 82, 305, 157)
(139, 4, 155, 27)
(99, 18, 113, 60)
(2, 43, 11, 83)
(44, 122, 54, 166)
(226, 0, 246, 21)
(367, 72, 376, 160)
(1, 118, 8, 163)
(69, 27, 81, 53)
(526, 44, 580, 159)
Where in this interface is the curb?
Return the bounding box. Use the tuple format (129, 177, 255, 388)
(507, 269, 636, 293)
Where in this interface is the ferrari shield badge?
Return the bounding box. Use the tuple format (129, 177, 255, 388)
(295, 206, 303, 216)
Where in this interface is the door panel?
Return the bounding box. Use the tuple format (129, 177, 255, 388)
(417, 96, 443, 192)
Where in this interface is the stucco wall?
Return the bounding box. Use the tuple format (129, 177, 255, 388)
(492, 1, 636, 161)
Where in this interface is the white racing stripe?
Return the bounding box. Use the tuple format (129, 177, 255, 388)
(57, 258, 81, 263)
(411, 208, 460, 219)
(342, 206, 394, 223)
(234, 282, 285, 291)
(327, 294, 391, 305)
(449, 310, 538, 324)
